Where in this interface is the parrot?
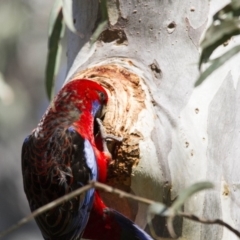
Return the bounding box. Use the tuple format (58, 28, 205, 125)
(21, 79, 153, 240)
(21, 79, 109, 239)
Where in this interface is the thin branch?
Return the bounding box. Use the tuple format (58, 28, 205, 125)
(1, 181, 240, 239)
(93, 182, 240, 239)
(180, 212, 240, 238)
(92, 181, 154, 205)
(0, 184, 92, 239)
(0, 181, 153, 239)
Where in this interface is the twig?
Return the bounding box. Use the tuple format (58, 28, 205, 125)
(93, 182, 240, 239)
(1, 181, 240, 239)
(0, 184, 92, 239)
(92, 181, 153, 205)
(180, 212, 240, 238)
(0, 181, 153, 239)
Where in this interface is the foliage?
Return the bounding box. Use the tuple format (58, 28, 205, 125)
(46, 0, 108, 100)
(46, 0, 65, 101)
(148, 182, 214, 238)
(196, 0, 240, 86)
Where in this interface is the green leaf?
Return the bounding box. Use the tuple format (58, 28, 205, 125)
(90, 20, 108, 46)
(171, 182, 214, 212)
(148, 202, 168, 216)
(147, 202, 169, 239)
(147, 183, 213, 239)
(199, 0, 240, 70)
(213, 4, 233, 21)
(195, 45, 240, 87)
(62, 0, 76, 33)
(199, 19, 240, 68)
(45, 7, 65, 101)
(48, 0, 62, 36)
(212, 1, 240, 21)
(100, 0, 108, 20)
(232, 0, 240, 11)
(90, 0, 108, 45)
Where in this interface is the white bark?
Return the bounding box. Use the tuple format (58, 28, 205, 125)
(66, 0, 240, 239)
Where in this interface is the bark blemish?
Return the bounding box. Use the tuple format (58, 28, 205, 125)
(223, 39, 231, 47)
(190, 7, 195, 12)
(190, 150, 194, 156)
(149, 60, 162, 79)
(223, 183, 230, 196)
(99, 28, 128, 45)
(71, 64, 146, 187)
(167, 21, 176, 34)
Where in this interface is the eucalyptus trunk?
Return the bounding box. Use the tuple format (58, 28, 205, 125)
(66, 0, 240, 239)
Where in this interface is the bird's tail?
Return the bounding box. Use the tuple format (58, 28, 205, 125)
(104, 208, 153, 240)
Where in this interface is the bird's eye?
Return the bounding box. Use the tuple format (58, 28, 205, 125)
(97, 91, 107, 103)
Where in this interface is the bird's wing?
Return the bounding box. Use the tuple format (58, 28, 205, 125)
(105, 208, 154, 240)
(21, 128, 97, 240)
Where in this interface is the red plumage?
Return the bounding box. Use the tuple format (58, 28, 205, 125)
(22, 79, 109, 239)
(22, 79, 152, 240)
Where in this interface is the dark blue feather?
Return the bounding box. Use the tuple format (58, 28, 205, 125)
(105, 208, 153, 240)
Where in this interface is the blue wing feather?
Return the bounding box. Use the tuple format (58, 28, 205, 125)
(106, 209, 153, 240)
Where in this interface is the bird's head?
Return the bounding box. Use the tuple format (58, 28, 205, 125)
(51, 79, 108, 121)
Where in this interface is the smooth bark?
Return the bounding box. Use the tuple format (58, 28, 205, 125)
(66, 1, 240, 239)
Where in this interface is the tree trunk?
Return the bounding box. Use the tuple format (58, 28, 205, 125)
(66, 0, 240, 239)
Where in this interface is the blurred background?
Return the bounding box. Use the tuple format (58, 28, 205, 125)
(0, 1, 66, 239)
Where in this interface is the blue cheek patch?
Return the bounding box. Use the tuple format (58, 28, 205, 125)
(91, 100, 100, 117)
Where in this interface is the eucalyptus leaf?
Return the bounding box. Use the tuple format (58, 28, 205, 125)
(199, 19, 240, 68)
(90, 0, 108, 45)
(201, 19, 240, 50)
(48, 0, 62, 37)
(62, 0, 76, 33)
(45, 9, 65, 101)
(100, 0, 108, 20)
(196, 45, 240, 87)
(147, 202, 168, 239)
(212, 0, 240, 25)
(213, 2, 239, 21)
(148, 202, 168, 216)
(166, 216, 177, 238)
(232, 0, 240, 10)
(171, 182, 214, 212)
(90, 21, 108, 46)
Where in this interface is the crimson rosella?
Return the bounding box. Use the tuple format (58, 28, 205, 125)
(22, 79, 109, 239)
(22, 79, 152, 240)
